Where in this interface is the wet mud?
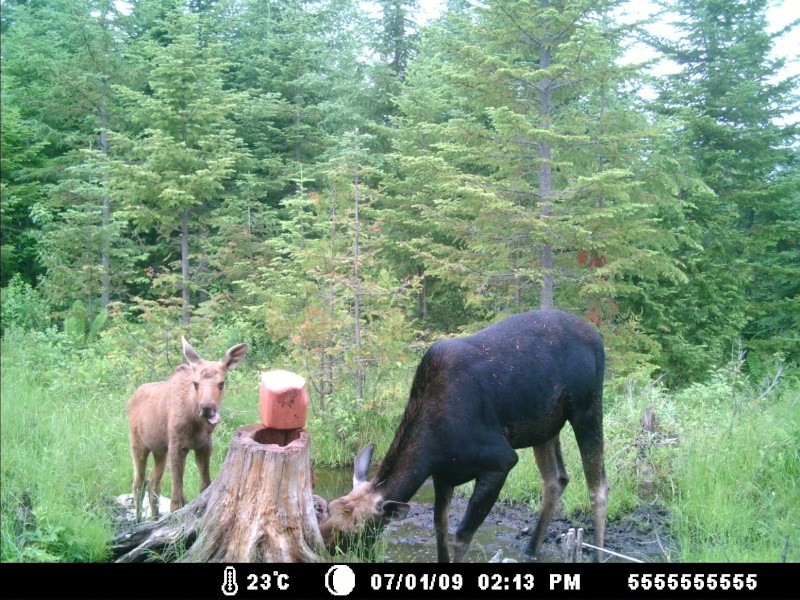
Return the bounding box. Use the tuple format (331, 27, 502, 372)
(384, 494, 674, 563)
(317, 469, 675, 563)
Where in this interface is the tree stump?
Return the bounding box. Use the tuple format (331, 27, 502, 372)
(111, 425, 324, 562)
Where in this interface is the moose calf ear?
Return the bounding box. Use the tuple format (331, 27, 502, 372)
(222, 343, 248, 370)
(182, 337, 202, 365)
(381, 501, 410, 522)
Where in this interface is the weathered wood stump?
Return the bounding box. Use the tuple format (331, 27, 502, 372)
(560, 527, 584, 563)
(111, 425, 324, 562)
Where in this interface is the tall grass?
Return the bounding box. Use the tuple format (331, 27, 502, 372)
(670, 376, 799, 561)
(1, 329, 129, 561)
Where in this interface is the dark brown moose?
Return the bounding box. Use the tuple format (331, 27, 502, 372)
(319, 309, 608, 562)
(126, 337, 248, 522)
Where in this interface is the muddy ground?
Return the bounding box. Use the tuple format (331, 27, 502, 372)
(113, 473, 675, 563)
(383, 493, 676, 563)
(113, 491, 674, 563)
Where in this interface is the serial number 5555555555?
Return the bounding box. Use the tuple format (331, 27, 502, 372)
(629, 573, 756, 592)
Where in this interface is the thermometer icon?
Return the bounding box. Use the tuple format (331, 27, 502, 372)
(222, 565, 238, 596)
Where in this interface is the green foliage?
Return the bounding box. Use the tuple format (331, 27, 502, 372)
(103, 296, 187, 382)
(0, 102, 48, 287)
(3, 0, 797, 378)
(63, 300, 108, 347)
(0, 329, 126, 562)
(744, 167, 800, 364)
(386, 0, 690, 377)
(671, 375, 799, 561)
(1, 0, 134, 311)
(648, 0, 800, 375)
(1, 274, 51, 333)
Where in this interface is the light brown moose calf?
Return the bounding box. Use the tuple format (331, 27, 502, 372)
(126, 337, 248, 522)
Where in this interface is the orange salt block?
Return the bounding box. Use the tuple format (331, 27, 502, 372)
(259, 370, 308, 430)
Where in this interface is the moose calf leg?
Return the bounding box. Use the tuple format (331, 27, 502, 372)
(195, 446, 212, 492)
(131, 445, 149, 523)
(433, 478, 455, 563)
(169, 446, 189, 512)
(148, 453, 167, 519)
(526, 437, 570, 558)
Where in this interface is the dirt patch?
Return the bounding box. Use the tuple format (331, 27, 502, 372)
(384, 494, 675, 563)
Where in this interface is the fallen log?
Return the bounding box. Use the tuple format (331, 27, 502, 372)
(111, 425, 324, 562)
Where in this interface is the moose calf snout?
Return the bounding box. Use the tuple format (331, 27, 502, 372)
(200, 403, 219, 425)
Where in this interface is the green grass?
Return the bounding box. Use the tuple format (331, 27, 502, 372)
(670, 380, 799, 561)
(2, 326, 798, 562)
(1, 330, 129, 561)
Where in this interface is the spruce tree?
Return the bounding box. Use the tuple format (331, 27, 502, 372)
(649, 0, 799, 372)
(0, 101, 47, 287)
(1, 0, 139, 315)
(238, 132, 414, 405)
(113, 3, 252, 325)
(390, 0, 684, 368)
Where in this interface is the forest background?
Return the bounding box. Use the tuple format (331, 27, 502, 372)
(1, 0, 798, 563)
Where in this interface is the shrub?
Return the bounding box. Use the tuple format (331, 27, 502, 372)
(0, 274, 50, 333)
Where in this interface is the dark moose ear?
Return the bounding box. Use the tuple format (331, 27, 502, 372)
(380, 500, 410, 522)
(353, 443, 375, 487)
(222, 343, 248, 370)
(182, 337, 202, 366)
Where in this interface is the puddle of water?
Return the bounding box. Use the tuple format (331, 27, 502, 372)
(383, 518, 550, 563)
(313, 467, 353, 500)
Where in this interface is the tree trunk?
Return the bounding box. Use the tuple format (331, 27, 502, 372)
(99, 103, 111, 308)
(418, 267, 428, 320)
(181, 206, 190, 325)
(111, 426, 324, 562)
(538, 0, 554, 310)
(352, 171, 364, 400)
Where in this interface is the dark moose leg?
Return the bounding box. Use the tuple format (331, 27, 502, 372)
(573, 418, 608, 562)
(453, 445, 517, 563)
(526, 436, 570, 559)
(433, 477, 455, 562)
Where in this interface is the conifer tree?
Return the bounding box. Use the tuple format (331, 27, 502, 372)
(369, 0, 419, 130)
(391, 0, 684, 364)
(239, 133, 414, 405)
(648, 0, 799, 372)
(0, 101, 47, 287)
(1, 0, 138, 315)
(113, 3, 252, 324)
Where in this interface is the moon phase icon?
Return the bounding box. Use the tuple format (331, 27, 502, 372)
(325, 564, 356, 596)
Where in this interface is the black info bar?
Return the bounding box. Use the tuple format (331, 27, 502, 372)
(0, 562, 791, 600)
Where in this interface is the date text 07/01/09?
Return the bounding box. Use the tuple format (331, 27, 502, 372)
(369, 572, 581, 592)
